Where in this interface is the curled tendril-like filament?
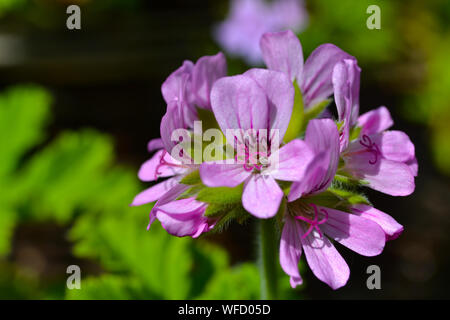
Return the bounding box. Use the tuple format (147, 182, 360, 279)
(295, 203, 329, 239)
(359, 134, 381, 165)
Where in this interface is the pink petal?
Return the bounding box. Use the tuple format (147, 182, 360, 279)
(160, 59, 198, 131)
(319, 206, 385, 256)
(373, 131, 415, 163)
(344, 152, 415, 196)
(161, 60, 194, 105)
(300, 228, 350, 290)
(156, 197, 212, 238)
(301, 44, 354, 109)
(271, 0, 309, 32)
(131, 177, 180, 207)
(288, 151, 330, 202)
(160, 101, 193, 155)
(406, 157, 418, 176)
(147, 182, 190, 230)
(280, 217, 303, 288)
(351, 204, 404, 241)
(332, 59, 361, 151)
(358, 106, 393, 136)
(152, 181, 190, 208)
(147, 138, 164, 152)
(304, 119, 339, 189)
(268, 139, 314, 181)
(244, 68, 295, 141)
(138, 150, 184, 182)
(242, 175, 283, 218)
(199, 162, 251, 187)
(210, 75, 270, 133)
(260, 30, 304, 82)
(192, 52, 227, 110)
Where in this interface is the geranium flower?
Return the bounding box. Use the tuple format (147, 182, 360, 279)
(260, 29, 354, 109)
(332, 59, 417, 196)
(160, 52, 227, 153)
(130, 53, 226, 238)
(130, 140, 215, 238)
(215, 0, 308, 64)
(199, 69, 314, 218)
(281, 118, 402, 289)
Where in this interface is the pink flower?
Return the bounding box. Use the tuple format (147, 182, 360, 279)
(199, 69, 314, 218)
(332, 60, 417, 196)
(281, 119, 402, 289)
(130, 53, 226, 238)
(260, 30, 354, 109)
(130, 143, 215, 238)
(215, 0, 308, 65)
(131, 146, 190, 207)
(160, 53, 227, 153)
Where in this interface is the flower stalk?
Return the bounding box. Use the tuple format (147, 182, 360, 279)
(259, 218, 279, 300)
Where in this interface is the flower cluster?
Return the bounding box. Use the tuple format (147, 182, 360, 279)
(132, 30, 417, 290)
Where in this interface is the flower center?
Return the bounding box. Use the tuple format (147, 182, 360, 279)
(291, 203, 328, 239)
(234, 135, 270, 173)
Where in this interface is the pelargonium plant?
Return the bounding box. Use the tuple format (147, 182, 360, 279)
(131, 30, 417, 296)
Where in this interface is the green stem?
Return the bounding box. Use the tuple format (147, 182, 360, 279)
(259, 218, 278, 300)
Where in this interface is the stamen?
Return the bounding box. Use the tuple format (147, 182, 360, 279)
(359, 134, 380, 165)
(295, 203, 328, 239)
(154, 150, 186, 180)
(235, 140, 268, 173)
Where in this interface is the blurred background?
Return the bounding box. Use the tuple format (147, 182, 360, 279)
(0, 0, 449, 299)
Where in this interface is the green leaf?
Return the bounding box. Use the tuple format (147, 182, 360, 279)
(302, 99, 331, 131)
(329, 187, 371, 206)
(0, 210, 16, 256)
(283, 81, 304, 142)
(0, 85, 51, 179)
(70, 210, 193, 299)
(197, 263, 260, 300)
(196, 184, 244, 204)
(349, 126, 362, 141)
(13, 130, 139, 222)
(305, 191, 343, 209)
(332, 173, 361, 186)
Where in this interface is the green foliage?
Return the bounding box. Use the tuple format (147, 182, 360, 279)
(302, 99, 331, 129)
(0, 85, 51, 256)
(193, 183, 251, 231)
(0, 0, 26, 15)
(301, 0, 397, 64)
(283, 79, 331, 143)
(180, 170, 201, 185)
(329, 188, 371, 206)
(284, 81, 304, 142)
(349, 126, 362, 141)
(196, 184, 244, 204)
(68, 211, 259, 299)
(0, 86, 51, 179)
(307, 188, 371, 212)
(197, 263, 260, 300)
